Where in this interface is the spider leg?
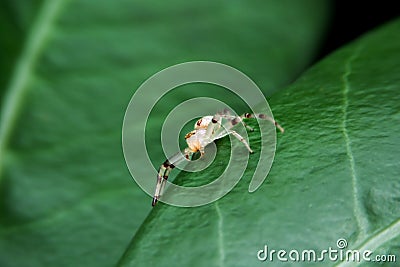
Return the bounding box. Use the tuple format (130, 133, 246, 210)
(214, 129, 253, 153)
(218, 114, 254, 131)
(241, 113, 284, 133)
(216, 110, 284, 133)
(229, 130, 253, 153)
(204, 113, 221, 139)
(152, 160, 173, 206)
(152, 148, 193, 206)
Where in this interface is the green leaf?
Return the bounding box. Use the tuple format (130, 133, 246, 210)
(0, 1, 330, 267)
(0, 0, 43, 102)
(118, 19, 400, 267)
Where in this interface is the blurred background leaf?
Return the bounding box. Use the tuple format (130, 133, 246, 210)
(118, 19, 400, 267)
(0, 0, 43, 103)
(0, 0, 332, 266)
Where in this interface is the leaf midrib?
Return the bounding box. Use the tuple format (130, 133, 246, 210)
(340, 45, 369, 242)
(0, 0, 65, 178)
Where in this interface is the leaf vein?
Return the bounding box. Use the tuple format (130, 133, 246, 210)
(0, 0, 65, 178)
(215, 202, 225, 267)
(341, 46, 369, 241)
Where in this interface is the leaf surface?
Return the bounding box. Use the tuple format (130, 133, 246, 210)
(118, 19, 400, 267)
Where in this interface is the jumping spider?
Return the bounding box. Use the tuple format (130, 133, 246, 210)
(152, 109, 284, 206)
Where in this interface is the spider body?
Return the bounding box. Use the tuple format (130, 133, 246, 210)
(151, 110, 283, 206)
(184, 129, 208, 155)
(184, 116, 221, 155)
(194, 116, 215, 129)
